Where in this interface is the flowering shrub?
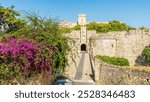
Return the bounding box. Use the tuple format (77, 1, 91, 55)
(0, 11, 69, 84)
(0, 36, 52, 84)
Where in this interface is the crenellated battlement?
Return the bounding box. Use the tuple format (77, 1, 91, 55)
(128, 29, 145, 34)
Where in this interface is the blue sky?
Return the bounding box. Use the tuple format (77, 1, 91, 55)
(1, 0, 150, 28)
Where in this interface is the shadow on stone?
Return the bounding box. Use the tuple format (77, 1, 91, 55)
(135, 55, 150, 66)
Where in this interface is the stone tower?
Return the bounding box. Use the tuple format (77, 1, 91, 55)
(78, 14, 86, 26)
(78, 14, 87, 52)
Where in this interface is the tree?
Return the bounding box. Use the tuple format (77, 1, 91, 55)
(142, 46, 150, 64)
(72, 25, 80, 30)
(96, 23, 110, 33)
(8, 11, 69, 74)
(0, 5, 26, 33)
(139, 26, 149, 32)
(127, 26, 136, 31)
(59, 27, 71, 33)
(109, 20, 128, 31)
(0, 11, 69, 84)
(86, 22, 98, 30)
(85, 21, 136, 33)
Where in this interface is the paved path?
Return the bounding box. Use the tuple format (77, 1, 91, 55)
(74, 52, 95, 85)
(74, 53, 85, 80)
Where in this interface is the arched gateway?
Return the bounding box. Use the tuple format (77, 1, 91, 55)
(81, 44, 86, 51)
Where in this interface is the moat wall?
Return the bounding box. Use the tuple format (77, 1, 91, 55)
(90, 30, 150, 65)
(94, 59, 150, 85)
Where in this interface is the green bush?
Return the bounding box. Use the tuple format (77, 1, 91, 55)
(0, 63, 20, 84)
(95, 55, 129, 66)
(142, 46, 150, 62)
(86, 21, 136, 33)
(72, 25, 80, 30)
(59, 27, 71, 33)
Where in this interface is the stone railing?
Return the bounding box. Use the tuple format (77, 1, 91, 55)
(94, 59, 150, 85)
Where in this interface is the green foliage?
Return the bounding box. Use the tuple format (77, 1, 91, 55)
(126, 26, 136, 31)
(95, 55, 129, 66)
(72, 25, 80, 30)
(86, 22, 103, 32)
(59, 20, 137, 34)
(59, 27, 71, 33)
(142, 46, 150, 62)
(0, 62, 20, 84)
(59, 25, 80, 33)
(109, 21, 127, 31)
(86, 21, 136, 33)
(59, 25, 79, 33)
(0, 5, 26, 33)
(80, 22, 110, 33)
(0, 10, 69, 84)
(139, 26, 149, 32)
(10, 11, 69, 74)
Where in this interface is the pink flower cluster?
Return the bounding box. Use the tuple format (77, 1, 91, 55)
(0, 37, 38, 59)
(0, 36, 51, 76)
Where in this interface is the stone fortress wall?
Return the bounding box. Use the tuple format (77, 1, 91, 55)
(94, 59, 150, 85)
(65, 13, 150, 67)
(89, 30, 150, 65)
(64, 14, 150, 85)
(67, 29, 150, 66)
(65, 29, 150, 84)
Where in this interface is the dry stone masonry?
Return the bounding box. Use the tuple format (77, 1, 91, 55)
(94, 59, 150, 85)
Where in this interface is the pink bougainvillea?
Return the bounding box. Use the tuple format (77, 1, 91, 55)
(0, 36, 51, 76)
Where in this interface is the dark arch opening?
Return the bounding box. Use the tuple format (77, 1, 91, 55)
(81, 44, 86, 51)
